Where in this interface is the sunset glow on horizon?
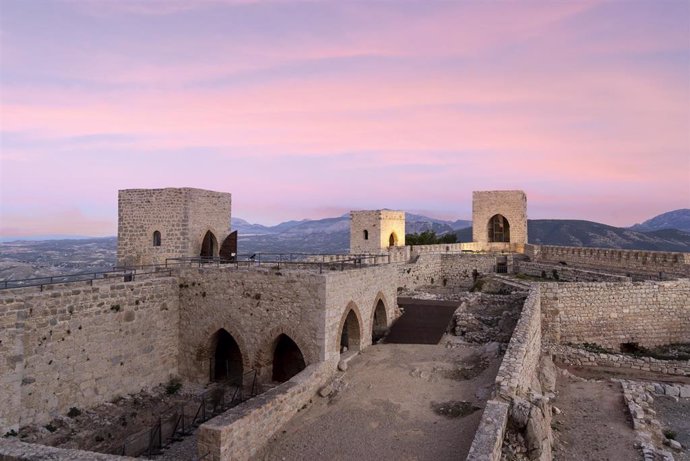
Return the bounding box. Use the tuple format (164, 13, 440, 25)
(1, 0, 689, 237)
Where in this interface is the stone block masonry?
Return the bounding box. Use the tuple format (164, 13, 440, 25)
(117, 188, 231, 267)
(197, 360, 336, 461)
(526, 244, 690, 278)
(472, 190, 528, 246)
(0, 276, 180, 431)
(540, 279, 690, 349)
(515, 261, 631, 282)
(177, 266, 325, 384)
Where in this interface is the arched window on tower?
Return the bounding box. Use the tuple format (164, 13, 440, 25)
(153, 231, 161, 247)
(363, 229, 369, 240)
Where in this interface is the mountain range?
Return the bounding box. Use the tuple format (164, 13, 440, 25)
(1, 210, 688, 281)
(235, 209, 690, 254)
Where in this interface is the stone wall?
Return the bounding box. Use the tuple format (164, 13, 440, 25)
(117, 188, 231, 267)
(323, 265, 399, 362)
(397, 253, 501, 290)
(540, 279, 690, 349)
(177, 267, 324, 384)
(472, 190, 528, 245)
(550, 345, 690, 377)
(466, 400, 510, 461)
(0, 276, 180, 432)
(526, 244, 690, 278)
(0, 439, 136, 460)
(494, 286, 542, 398)
(349, 210, 405, 254)
(515, 261, 631, 282)
(197, 360, 336, 461)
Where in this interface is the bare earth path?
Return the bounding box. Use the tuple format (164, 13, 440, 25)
(256, 339, 501, 461)
(552, 374, 642, 461)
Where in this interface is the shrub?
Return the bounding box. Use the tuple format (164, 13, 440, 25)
(67, 407, 81, 418)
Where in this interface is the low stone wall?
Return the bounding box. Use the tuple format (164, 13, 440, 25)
(0, 439, 135, 461)
(515, 261, 630, 282)
(197, 360, 336, 461)
(397, 253, 499, 291)
(467, 286, 549, 461)
(0, 276, 180, 432)
(495, 286, 542, 398)
(466, 400, 510, 461)
(551, 345, 690, 377)
(526, 244, 690, 277)
(541, 279, 690, 349)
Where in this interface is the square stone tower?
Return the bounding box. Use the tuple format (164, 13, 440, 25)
(350, 210, 405, 254)
(472, 190, 527, 246)
(117, 188, 232, 267)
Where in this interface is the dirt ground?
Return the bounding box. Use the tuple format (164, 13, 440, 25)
(653, 396, 690, 461)
(551, 374, 642, 461)
(256, 339, 502, 461)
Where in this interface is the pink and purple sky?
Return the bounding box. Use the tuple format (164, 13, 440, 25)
(1, 0, 689, 237)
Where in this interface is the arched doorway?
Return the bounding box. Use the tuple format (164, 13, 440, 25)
(219, 231, 238, 261)
(488, 215, 510, 243)
(372, 300, 388, 343)
(211, 329, 243, 382)
(388, 232, 398, 247)
(272, 334, 306, 382)
(340, 309, 361, 352)
(201, 231, 217, 258)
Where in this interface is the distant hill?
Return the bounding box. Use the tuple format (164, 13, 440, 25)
(455, 220, 690, 252)
(630, 209, 690, 233)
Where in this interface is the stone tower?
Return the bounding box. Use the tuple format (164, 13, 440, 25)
(117, 187, 232, 267)
(350, 210, 405, 254)
(472, 190, 527, 246)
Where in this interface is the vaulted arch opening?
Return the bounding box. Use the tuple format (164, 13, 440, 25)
(372, 300, 388, 343)
(272, 334, 306, 383)
(211, 329, 243, 382)
(340, 309, 361, 353)
(388, 232, 398, 247)
(488, 214, 510, 243)
(220, 231, 238, 261)
(201, 231, 218, 258)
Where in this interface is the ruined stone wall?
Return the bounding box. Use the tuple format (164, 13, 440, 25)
(468, 286, 545, 461)
(0, 438, 136, 460)
(515, 261, 631, 282)
(494, 286, 542, 398)
(540, 280, 690, 349)
(197, 361, 336, 461)
(0, 276, 180, 432)
(117, 188, 231, 267)
(323, 265, 399, 362)
(472, 190, 528, 245)
(177, 267, 324, 383)
(550, 345, 690, 377)
(439, 253, 500, 288)
(396, 253, 498, 290)
(526, 244, 690, 277)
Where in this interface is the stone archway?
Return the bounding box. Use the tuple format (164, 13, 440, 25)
(338, 302, 364, 353)
(271, 334, 306, 383)
(209, 329, 244, 382)
(201, 230, 218, 258)
(389, 232, 398, 247)
(371, 299, 388, 343)
(488, 214, 510, 243)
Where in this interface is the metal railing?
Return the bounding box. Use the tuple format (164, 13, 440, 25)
(162, 253, 391, 274)
(119, 370, 258, 458)
(0, 268, 173, 291)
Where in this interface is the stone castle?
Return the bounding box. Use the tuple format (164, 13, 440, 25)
(0, 187, 688, 461)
